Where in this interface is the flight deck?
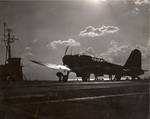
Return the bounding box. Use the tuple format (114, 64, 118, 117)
(0, 80, 148, 103)
(0, 80, 149, 119)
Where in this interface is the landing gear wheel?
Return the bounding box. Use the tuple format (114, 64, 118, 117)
(114, 75, 121, 81)
(62, 76, 68, 82)
(132, 76, 140, 80)
(82, 76, 88, 82)
(81, 73, 90, 82)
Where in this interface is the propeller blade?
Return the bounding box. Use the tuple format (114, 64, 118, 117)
(30, 60, 70, 71)
(30, 60, 46, 67)
(64, 46, 69, 55)
(70, 47, 73, 55)
(46, 64, 71, 71)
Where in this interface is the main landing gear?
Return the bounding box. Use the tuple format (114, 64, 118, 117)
(81, 73, 90, 82)
(114, 75, 121, 81)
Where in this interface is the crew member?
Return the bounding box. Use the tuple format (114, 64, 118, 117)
(56, 72, 63, 82)
(62, 70, 69, 82)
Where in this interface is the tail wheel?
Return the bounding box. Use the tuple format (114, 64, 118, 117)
(131, 76, 140, 80)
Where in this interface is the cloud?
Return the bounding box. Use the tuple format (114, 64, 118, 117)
(134, 0, 149, 5)
(135, 44, 150, 59)
(80, 47, 96, 57)
(47, 38, 80, 49)
(79, 25, 119, 38)
(77, 39, 149, 66)
(109, 40, 129, 55)
(78, 40, 129, 62)
(21, 46, 34, 59)
(131, 7, 140, 14)
(25, 46, 31, 51)
(104, 26, 120, 33)
(21, 51, 34, 59)
(99, 40, 129, 62)
(99, 40, 150, 63)
(104, 40, 129, 56)
(98, 53, 114, 62)
(32, 39, 39, 43)
(79, 26, 102, 37)
(148, 37, 150, 46)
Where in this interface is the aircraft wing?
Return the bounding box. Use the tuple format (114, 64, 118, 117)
(30, 60, 70, 71)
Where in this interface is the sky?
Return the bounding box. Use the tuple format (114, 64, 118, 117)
(0, 0, 149, 80)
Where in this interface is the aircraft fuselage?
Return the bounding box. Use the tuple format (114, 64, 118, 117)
(62, 49, 145, 81)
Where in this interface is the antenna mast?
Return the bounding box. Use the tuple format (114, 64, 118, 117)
(0, 22, 23, 81)
(3, 22, 18, 64)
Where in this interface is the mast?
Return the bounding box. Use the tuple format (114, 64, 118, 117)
(0, 22, 23, 81)
(3, 22, 18, 64)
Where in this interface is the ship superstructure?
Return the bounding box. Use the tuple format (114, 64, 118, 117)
(0, 23, 23, 81)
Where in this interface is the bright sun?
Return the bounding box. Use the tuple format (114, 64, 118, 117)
(88, 0, 107, 4)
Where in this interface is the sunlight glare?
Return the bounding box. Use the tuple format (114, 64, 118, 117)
(87, 0, 107, 4)
(92, 0, 100, 3)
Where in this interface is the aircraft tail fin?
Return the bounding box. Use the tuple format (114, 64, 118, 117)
(124, 49, 142, 69)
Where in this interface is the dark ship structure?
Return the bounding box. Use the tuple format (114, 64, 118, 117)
(0, 23, 23, 81)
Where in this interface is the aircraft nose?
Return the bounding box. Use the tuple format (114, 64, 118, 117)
(63, 55, 72, 66)
(62, 55, 68, 65)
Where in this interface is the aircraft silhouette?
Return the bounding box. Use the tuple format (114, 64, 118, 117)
(62, 48, 146, 82)
(31, 47, 146, 82)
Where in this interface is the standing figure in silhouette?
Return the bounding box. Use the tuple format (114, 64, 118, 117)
(62, 70, 69, 82)
(56, 72, 63, 82)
